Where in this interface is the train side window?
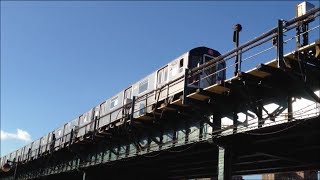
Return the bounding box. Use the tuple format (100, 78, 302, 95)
(179, 59, 184, 73)
(179, 59, 184, 68)
(100, 101, 108, 116)
(57, 129, 62, 137)
(139, 79, 148, 94)
(203, 54, 215, 75)
(110, 96, 119, 109)
(157, 70, 162, 84)
(163, 67, 168, 82)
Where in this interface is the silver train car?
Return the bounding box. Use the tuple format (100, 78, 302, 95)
(1, 46, 225, 168)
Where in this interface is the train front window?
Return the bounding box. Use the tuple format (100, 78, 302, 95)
(203, 54, 215, 73)
(202, 54, 216, 85)
(203, 54, 214, 63)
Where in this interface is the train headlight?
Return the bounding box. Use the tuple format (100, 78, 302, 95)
(208, 49, 214, 55)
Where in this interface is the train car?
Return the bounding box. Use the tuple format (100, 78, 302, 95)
(96, 90, 125, 131)
(54, 126, 64, 150)
(132, 47, 223, 119)
(19, 146, 27, 162)
(77, 46, 223, 138)
(30, 139, 40, 160)
(8, 152, 16, 163)
(40, 133, 51, 155)
(15, 148, 22, 162)
(63, 117, 79, 146)
(94, 46, 224, 132)
(21, 144, 32, 162)
(0, 155, 8, 168)
(0, 46, 224, 163)
(77, 109, 94, 139)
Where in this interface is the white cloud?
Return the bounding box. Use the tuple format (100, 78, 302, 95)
(0, 129, 32, 142)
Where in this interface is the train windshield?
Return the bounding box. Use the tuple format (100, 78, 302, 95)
(202, 54, 215, 85)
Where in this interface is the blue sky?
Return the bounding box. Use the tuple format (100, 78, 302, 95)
(1, 1, 319, 179)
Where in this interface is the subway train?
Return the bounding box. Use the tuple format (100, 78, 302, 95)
(0, 46, 226, 169)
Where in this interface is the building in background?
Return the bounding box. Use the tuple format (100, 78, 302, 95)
(262, 170, 318, 180)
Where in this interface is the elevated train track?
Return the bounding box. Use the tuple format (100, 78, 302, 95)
(1, 5, 320, 180)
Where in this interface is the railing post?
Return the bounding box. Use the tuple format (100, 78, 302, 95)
(233, 106, 238, 134)
(130, 96, 136, 125)
(233, 24, 242, 76)
(277, 19, 285, 69)
(257, 101, 263, 128)
(13, 162, 18, 180)
(288, 94, 293, 121)
(182, 69, 189, 105)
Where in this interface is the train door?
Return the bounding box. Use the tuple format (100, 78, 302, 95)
(123, 86, 132, 116)
(188, 54, 201, 88)
(156, 66, 169, 101)
(200, 54, 215, 88)
(157, 66, 168, 87)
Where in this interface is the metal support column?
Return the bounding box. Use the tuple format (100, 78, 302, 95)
(218, 146, 232, 180)
(13, 163, 18, 180)
(257, 102, 263, 128)
(233, 107, 238, 134)
(213, 114, 222, 131)
(287, 95, 293, 121)
(83, 171, 86, 180)
(183, 68, 189, 105)
(302, 23, 309, 46)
